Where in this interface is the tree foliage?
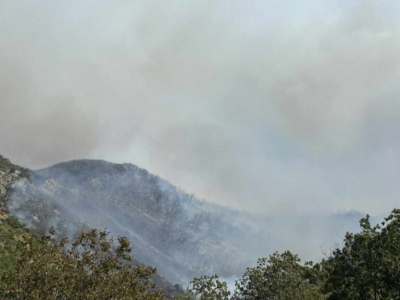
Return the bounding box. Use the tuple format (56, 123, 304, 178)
(233, 251, 326, 300)
(322, 209, 400, 299)
(190, 274, 231, 300)
(187, 209, 400, 300)
(2, 180, 400, 300)
(0, 225, 163, 299)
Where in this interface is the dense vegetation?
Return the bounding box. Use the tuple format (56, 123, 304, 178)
(7, 157, 362, 286)
(16, 159, 256, 283)
(0, 217, 163, 299)
(184, 209, 400, 300)
(1, 209, 400, 299)
(1, 154, 400, 299)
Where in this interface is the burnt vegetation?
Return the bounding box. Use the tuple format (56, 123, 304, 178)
(1, 154, 400, 299)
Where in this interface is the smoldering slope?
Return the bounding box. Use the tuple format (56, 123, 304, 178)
(7, 159, 368, 286)
(1, 1, 400, 245)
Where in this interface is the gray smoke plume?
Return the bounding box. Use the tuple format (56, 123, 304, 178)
(1, 0, 400, 214)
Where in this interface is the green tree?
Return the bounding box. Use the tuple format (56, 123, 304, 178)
(234, 251, 326, 300)
(322, 209, 400, 300)
(0, 217, 32, 279)
(188, 274, 231, 300)
(322, 215, 382, 300)
(378, 209, 400, 299)
(0, 227, 163, 299)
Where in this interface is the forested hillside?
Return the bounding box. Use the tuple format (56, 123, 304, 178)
(0, 154, 174, 299)
(8, 159, 255, 284)
(2, 200, 400, 299)
(2, 154, 400, 299)
(6, 159, 363, 285)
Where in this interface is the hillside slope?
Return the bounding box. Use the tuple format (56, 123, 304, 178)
(6, 158, 364, 285)
(8, 160, 255, 284)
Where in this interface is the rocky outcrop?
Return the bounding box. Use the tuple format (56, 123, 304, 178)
(0, 169, 21, 209)
(0, 154, 30, 211)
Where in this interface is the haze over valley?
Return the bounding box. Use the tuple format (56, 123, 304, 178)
(6, 158, 364, 285)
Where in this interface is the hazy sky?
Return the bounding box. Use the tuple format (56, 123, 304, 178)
(1, 0, 400, 215)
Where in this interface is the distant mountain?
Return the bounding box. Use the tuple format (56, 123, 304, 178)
(8, 159, 254, 284)
(4, 157, 364, 286)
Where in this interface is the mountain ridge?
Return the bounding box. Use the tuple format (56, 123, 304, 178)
(8, 158, 255, 284)
(3, 155, 364, 287)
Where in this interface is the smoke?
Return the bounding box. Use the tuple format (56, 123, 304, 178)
(6, 162, 365, 286)
(1, 0, 400, 214)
